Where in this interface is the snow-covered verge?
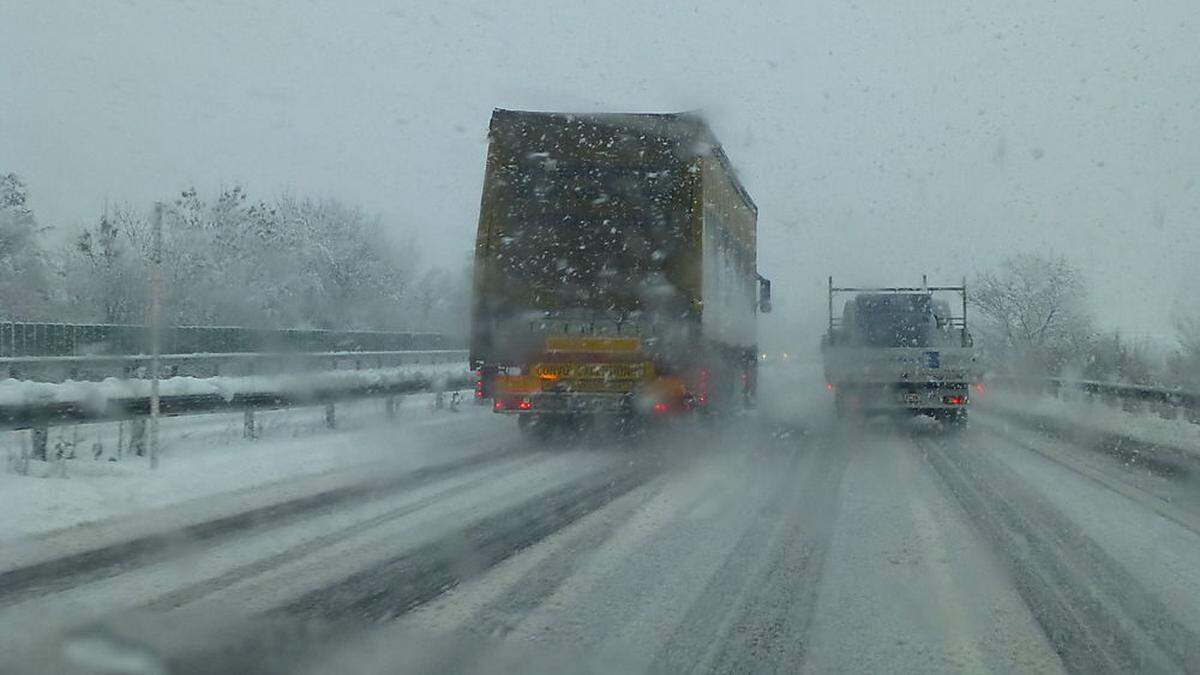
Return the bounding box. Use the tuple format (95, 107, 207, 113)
(982, 388, 1200, 457)
(0, 393, 487, 545)
(0, 363, 471, 406)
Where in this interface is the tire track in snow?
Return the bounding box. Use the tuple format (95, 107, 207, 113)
(276, 453, 668, 622)
(984, 406, 1199, 479)
(918, 431, 1200, 673)
(142, 452, 549, 612)
(976, 414, 1200, 538)
(0, 442, 532, 607)
(417, 473, 669, 674)
(649, 428, 846, 673)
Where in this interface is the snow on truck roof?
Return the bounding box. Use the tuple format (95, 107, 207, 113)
(487, 108, 756, 214)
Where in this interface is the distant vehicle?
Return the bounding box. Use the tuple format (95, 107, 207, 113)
(821, 277, 979, 425)
(759, 350, 793, 362)
(470, 109, 771, 435)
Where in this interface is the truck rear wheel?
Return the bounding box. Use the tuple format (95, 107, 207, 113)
(518, 413, 552, 441)
(942, 409, 968, 430)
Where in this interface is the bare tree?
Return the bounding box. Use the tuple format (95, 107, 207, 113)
(973, 253, 1094, 375)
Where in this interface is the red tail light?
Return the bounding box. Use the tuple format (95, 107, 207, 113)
(943, 395, 966, 405)
(974, 383, 986, 395)
(826, 382, 834, 391)
(653, 402, 670, 413)
(495, 398, 532, 411)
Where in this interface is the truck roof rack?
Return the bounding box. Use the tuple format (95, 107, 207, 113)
(830, 285, 965, 293)
(829, 273, 966, 295)
(827, 275, 970, 347)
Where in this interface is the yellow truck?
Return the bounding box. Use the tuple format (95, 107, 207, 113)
(470, 109, 770, 435)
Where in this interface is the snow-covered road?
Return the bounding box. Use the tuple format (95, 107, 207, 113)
(4, 394, 1200, 673)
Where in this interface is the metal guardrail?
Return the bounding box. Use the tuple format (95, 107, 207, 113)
(995, 376, 1200, 424)
(1, 351, 474, 460)
(0, 322, 452, 358)
(0, 371, 473, 432)
(1, 350, 468, 383)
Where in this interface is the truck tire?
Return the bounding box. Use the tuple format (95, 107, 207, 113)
(518, 413, 553, 441)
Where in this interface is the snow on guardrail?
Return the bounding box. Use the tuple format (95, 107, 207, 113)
(982, 389, 1200, 459)
(0, 362, 470, 407)
(988, 376, 1199, 424)
(0, 349, 469, 383)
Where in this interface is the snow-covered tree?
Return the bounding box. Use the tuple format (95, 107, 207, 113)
(408, 263, 471, 336)
(69, 205, 148, 324)
(267, 194, 419, 330)
(1084, 330, 1156, 385)
(973, 253, 1095, 375)
(0, 173, 56, 320)
(159, 186, 266, 326)
(59, 185, 466, 337)
(1169, 314, 1200, 389)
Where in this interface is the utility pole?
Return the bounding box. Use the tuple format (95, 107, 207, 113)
(149, 202, 163, 469)
(828, 276, 834, 333)
(962, 276, 969, 348)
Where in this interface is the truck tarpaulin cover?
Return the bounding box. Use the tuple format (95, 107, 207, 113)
(471, 109, 758, 368)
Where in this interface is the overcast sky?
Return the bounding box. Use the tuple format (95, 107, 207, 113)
(3, 0, 1197, 346)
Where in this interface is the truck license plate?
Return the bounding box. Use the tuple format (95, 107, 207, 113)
(902, 393, 920, 404)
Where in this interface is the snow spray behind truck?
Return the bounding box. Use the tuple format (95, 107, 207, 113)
(470, 109, 771, 435)
(821, 277, 980, 425)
